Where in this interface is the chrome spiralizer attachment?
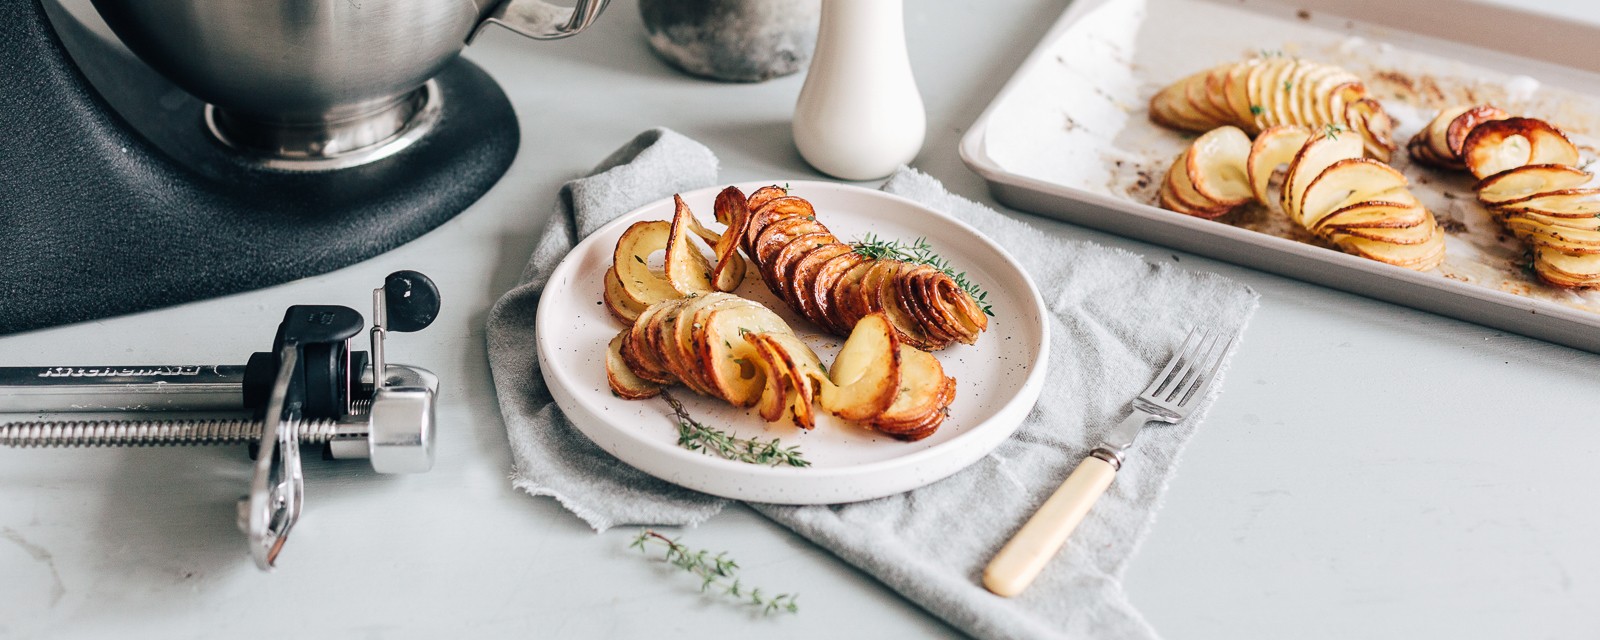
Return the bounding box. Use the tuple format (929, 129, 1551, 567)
(0, 271, 442, 571)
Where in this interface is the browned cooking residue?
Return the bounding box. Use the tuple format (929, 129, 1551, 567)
(1372, 70, 1414, 95)
(1130, 166, 1158, 201)
(1368, 70, 1460, 109)
(1435, 212, 1468, 234)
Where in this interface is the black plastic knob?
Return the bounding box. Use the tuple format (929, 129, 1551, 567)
(383, 271, 441, 333)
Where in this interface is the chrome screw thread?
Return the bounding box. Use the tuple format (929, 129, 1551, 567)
(0, 418, 342, 448)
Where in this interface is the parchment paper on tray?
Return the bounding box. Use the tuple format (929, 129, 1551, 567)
(964, 0, 1600, 352)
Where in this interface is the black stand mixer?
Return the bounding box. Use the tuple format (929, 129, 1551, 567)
(0, 0, 608, 334)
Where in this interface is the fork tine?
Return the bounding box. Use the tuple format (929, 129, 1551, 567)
(1176, 334, 1233, 408)
(1144, 328, 1206, 398)
(1162, 330, 1219, 403)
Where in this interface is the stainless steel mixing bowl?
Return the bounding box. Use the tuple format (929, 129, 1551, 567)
(90, 0, 608, 170)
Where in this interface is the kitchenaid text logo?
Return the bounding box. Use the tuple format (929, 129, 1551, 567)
(36, 366, 204, 378)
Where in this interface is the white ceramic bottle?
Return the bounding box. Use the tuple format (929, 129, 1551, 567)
(792, 0, 926, 181)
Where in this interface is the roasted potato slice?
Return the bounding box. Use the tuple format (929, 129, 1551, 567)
(622, 300, 678, 385)
(745, 331, 821, 428)
(817, 313, 902, 421)
(670, 294, 738, 395)
(1282, 130, 1364, 217)
(885, 266, 946, 348)
(1537, 247, 1600, 283)
(1161, 156, 1230, 218)
(1475, 165, 1591, 205)
(1445, 105, 1509, 160)
(871, 346, 953, 430)
(811, 251, 870, 334)
(745, 196, 815, 253)
(1516, 210, 1600, 232)
(1345, 98, 1395, 162)
(1247, 125, 1311, 204)
(767, 233, 837, 306)
(701, 301, 790, 407)
(1186, 126, 1255, 207)
(1406, 106, 1600, 282)
(1159, 174, 1228, 218)
(665, 195, 717, 296)
(1330, 218, 1438, 245)
(606, 333, 662, 399)
(602, 266, 647, 323)
(873, 377, 956, 441)
(764, 332, 827, 429)
(1496, 189, 1600, 217)
(1184, 66, 1233, 124)
(648, 297, 705, 394)
(745, 185, 789, 218)
(1316, 200, 1426, 230)
(1298, 158, 1409, 228)
(1506, 218, 1600, 254)
(748, 334, 794, 423)
(753, 218, 823, 279)
(613, 220, 685, 309)
(1164, 150, 1233, 217)
(706, 187, 752, 291)
(907, 267, 964, 346)
(872, 263, 940, 350)
(1462, 117, 1581, 179)
(829, 260, 877, 331)
(1339, 226, 1445, 269)
(1149, 71, 1215, 131)
(789, 243, 853, 324)
(1151, 57, 1393, 157)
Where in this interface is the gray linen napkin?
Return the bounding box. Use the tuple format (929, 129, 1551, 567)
(486, 128, 1259, 640)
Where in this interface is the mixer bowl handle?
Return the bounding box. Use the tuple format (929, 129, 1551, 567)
(471, 0, 612, 42)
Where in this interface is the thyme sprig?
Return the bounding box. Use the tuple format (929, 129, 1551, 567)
(630, 529, 801, 615)
(661, 390, 810, 467)
(850, 233, 995, 316)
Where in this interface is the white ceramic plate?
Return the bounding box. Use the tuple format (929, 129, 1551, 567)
(535, 181, 1048, 504)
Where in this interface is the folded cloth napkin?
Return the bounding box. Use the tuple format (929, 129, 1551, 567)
(486, 128, 1258, 640)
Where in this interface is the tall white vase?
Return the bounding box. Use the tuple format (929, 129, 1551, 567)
(792, 0, 926, 181)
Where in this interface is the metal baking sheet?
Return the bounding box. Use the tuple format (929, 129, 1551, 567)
(960, 0, 1600, 353)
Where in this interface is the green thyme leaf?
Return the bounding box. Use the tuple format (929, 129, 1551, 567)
(849, 233, 995, 316)
(631, 529, 800, 616)
(661, 390, 809, 468)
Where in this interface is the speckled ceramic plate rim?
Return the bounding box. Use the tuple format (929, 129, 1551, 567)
(535, 181, 1049, 504)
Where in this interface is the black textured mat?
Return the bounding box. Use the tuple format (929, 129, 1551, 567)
(0, 0, 519, 334)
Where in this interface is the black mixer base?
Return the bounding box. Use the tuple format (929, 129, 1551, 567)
(0, 0, 519, 334)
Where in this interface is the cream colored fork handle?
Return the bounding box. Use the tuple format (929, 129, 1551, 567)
(983, 456, 1117, 597)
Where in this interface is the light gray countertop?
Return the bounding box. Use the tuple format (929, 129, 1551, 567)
(3, 1, 1599, 638)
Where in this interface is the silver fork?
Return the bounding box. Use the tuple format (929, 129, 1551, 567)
(983, 327, 1234, 597)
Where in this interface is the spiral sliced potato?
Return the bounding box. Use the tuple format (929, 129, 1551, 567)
(708, 185, 988, 351)
(1157, 124, 1445, 270)
(603, 195, 747, 322)
(1150, 56, 1396, 161)
(607, 292, 957, 439)
(1411, 107, 1600, 287)
(1158, 127, 1253, 218)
